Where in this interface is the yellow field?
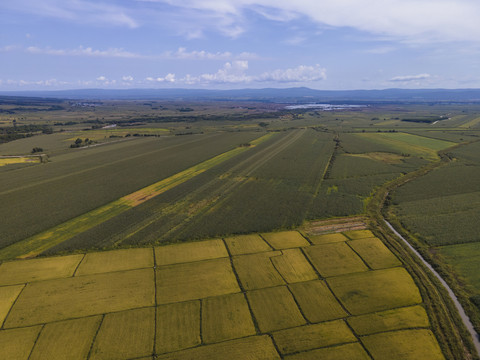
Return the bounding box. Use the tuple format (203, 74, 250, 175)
(348, 237, 402, 269)
(328, 267, 422, 315)
(272, 320, 356, 355)
(343, 229, 375, 239)
(346, 152, 405, 164)
(154, 239, 227, 265)
(232, 251, 285, 290)
(156, 258, 240, 304)
(0, 156, 40, 167)
(284, 342, 371, 360)
(247, 286, 305, 332)
(288, 280, 347, 323)
(304, 242, 368, 277)
(361, 329, 445, 360)
(224, 234, 272, 255)
(0, 225, 446, 359)
(261, 231, 310, 249)
(202, 293, 256, 343)
(307, 232, 348, 245)
(347, 305, 430, 336)
(4, 268, 155, 328)
(90, 307, 155, 360)
(0, 285, 24, 327)
(156, 301, 200, 354)
(460, 116, 480, 128)
(0, 254, 83, 286)
(0, 326, 42, 360)
(270, 249, 317, 283)
(75, 248, 153, 276)
(30, 316, 102, 360)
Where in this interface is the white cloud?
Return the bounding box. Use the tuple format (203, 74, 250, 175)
(96, 76, 107, 81)
(146, 74, 176, 83)
(122, 75, 134, 81)
(181, 61, 326, 84)
(389, 73, 431, 82)
(26, 46, 141, 58)
(143, 0, 480, 43)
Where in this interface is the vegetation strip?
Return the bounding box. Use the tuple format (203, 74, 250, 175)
(0, 133, 274, 260)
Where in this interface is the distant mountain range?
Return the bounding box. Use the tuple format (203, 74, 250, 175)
(2, 87, 480, 102)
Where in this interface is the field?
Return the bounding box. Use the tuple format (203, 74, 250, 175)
(0, 228, 445, 359)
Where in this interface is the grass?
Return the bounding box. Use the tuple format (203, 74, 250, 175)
(284, 342, 371, 360)
(75, 248, 153, 276)
(90, 307, 155, 360)
(246, 286, 306, 332)
(261, 231, 310, 249)
(4, 268, 155, 328)
(348, 237, 402, 269)
(156, 301, 200, 354)
(346, 152, 406, 164)
(327, 267, 422, 315)
(0, 254, 84, 286)
(303, 242, 368, 277)
(347, 305, 430, 335)
(154, 239, 228, 266)
(202, 293, 256, 343)
(361, 329, 445, 360)
(272, 320, 356, 354)
(30, 316, 102, 360)
(289, 280, 347, 323)
(224, 234, 272, 255)
(270, 249, 317, 283)
(155, 258, 240, 304)
(232, 251, 285, 290)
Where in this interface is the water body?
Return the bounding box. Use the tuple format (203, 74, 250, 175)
(284, 103, 367, 110)
(384, 219, 480, 356)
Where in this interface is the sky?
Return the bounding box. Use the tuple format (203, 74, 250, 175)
(1, 0, 480, 91)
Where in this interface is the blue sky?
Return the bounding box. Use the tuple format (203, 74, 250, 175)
(1, 0, 480, 90)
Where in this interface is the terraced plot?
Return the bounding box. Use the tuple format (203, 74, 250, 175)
(0, 228, 444, 359)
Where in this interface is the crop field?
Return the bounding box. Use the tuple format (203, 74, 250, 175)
(0, 156, 41, 166)
(0, 228, 445, 359)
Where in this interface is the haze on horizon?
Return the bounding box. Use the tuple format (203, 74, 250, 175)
(1, 0, 480, 91)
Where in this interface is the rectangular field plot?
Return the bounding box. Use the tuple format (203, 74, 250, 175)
(156, 258, 240, 304)
(4, 268, 155, 328)
(270, 249, 317, 283)
(155, 239, 228, 266)
(285, 342, 370, 360)
(202, 293, 256, 344)
(347, 305, 430, 336)
(156, 335, 280, 360)
(0, 254, 83, 286)
(307, 232, 348, 245)
(75, 248, 153, 276)
(0, 326, 42, 360)
(30, 316, 102, 360)
(0, 284, 24, 327)
(348, 237, 401, 269)
(288, 280, 347, 323)
(361, 329, 445, 360)
(224, 234, 272, 255)
(303, 242, 368, 277)
(90, 307, 155, 360)
(343, 229, 375, 240)
(156, 301, 200, 354)
(247, 286, 305, 332)
(327, 268, 422, 315)
(272, 320, 356, 354)
(261, 231, 310, 249)
(232, 252, 285, 290)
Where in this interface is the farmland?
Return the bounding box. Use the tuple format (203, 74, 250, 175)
(0, 228, 446, 359)
(2, 97, 480, 358)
